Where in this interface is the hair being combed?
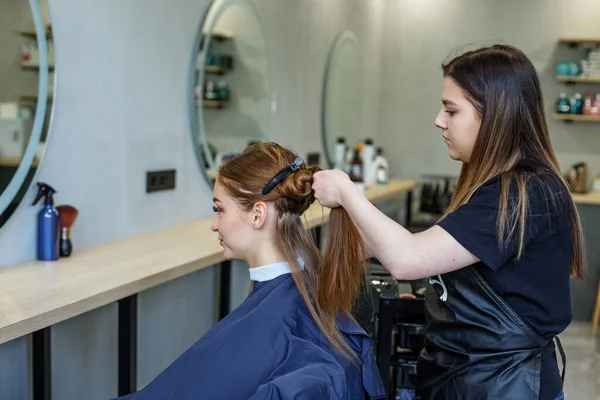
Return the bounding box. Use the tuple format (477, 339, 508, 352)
(217, 142, 368, 360)
(439, 44, 585, 279)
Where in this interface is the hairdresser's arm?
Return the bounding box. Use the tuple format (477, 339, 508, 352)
(342, 189, 478, 280)
(312, 170, 478, 280)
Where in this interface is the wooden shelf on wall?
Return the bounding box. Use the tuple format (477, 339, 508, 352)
(21, 62, 54, 71)
(0, 158, 39, 168)
(554, 113, 600, 122)
(556, 76, 600, 84)
(19, 94, 54, 103)
(15, 29, 52, 39)
(559, 37, 600, 46)
(571, 192, 600, 205)
(202, 31, 234, 41)
(200, 100, 229, 109)
(203, 66, 230, 74)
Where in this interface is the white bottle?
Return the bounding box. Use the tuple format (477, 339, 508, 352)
(362, 138, 375, 186)
(344, 146, 354, 175)
(334, 137, 346, 170)
(374, 147, 389, 184)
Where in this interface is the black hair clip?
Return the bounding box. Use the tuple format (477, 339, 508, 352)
(261, 156, 304, 195)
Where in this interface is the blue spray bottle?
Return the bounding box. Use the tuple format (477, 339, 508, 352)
(32, 182, 59, 261)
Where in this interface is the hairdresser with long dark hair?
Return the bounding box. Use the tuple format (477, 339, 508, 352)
(313, 45, 584, 400)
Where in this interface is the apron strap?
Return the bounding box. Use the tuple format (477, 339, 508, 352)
(554, 336, 566, 383)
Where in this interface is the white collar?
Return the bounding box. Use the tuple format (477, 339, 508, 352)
(249, 257, 305, 282)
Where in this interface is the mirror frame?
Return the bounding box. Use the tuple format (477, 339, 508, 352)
(320, 30, 363, 169)
(0, 0, 51, 227)
(188, 0, 276, 186)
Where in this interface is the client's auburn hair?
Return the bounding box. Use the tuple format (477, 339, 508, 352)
(217, 142, 367, 360)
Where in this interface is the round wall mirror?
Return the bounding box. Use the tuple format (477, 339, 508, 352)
(190, 0, 274, 184)
(321, 30, 364, 169)
(0, 0, 53, 228)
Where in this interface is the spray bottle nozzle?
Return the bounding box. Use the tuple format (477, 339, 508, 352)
(32, 182, 57, 207)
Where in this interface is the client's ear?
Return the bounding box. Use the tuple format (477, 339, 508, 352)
(250, 201, 269, 229)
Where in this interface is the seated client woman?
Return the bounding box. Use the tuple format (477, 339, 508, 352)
(117, 142, 386, 399)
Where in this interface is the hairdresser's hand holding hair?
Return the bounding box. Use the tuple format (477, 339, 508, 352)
(311, 169, 356, 208)
(315, 44, 584, 400)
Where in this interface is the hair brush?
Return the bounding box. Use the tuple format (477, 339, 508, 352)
(56, 205, 79, 257)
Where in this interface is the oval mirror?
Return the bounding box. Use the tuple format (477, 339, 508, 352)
(0, 0, 53, 228)
(321, 30, 364, 169)
(190, 0, 274, 184)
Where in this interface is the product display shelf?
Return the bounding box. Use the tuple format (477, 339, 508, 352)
(554, 113, 600, 122)
(21, 62, 54, 70)
(18, 94, 53, 103)
(200, 100, 229, 108)
(556, 76, 600, 84)
(16, 29, 52, 39)
(559, 37, 600, 47)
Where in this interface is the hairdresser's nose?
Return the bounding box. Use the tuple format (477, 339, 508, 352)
(434, 109, 447, 130)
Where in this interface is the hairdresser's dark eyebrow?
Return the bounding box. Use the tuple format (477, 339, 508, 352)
(213, 197, 221, 203)
(442, 99, 458, 107)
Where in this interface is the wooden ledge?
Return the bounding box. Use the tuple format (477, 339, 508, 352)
(0, 179, 418, 344)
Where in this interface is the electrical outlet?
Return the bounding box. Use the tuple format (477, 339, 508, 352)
(146, 169, 176, 193)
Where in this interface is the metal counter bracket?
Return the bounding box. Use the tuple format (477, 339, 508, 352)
(32, 327, 51, 400)
(118, 295, 138, 396)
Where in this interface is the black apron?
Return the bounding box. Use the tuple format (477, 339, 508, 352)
(417, 266, 565, 400)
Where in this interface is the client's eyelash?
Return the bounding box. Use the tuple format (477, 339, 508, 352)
(212, 205, 220, 213)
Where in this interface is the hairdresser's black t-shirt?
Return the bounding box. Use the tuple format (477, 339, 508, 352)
(437, 174, 572, 400)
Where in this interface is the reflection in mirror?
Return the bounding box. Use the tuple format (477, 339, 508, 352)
(0, 0, 52, 228)
(191, 0, 274, 184)
(322, 30, 364, 169)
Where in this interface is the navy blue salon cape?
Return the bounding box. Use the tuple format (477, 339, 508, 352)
(117, 273, 386, 399)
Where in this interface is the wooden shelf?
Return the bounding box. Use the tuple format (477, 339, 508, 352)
(0, 158, 39, 168)
(201, 100, 229, 109)
(16, 29, 52, 39)
(203, 66, 230, 74)
(0, 179, 418, 344)
(559, 37, 600, 46)
(554, 113, 600, 122)
(556, 76, 600, 84)
(572, 192, 600, 205)
(202, 31, 233, 41)
(21, 62, 54, 71)
(19, 94, 53, 103)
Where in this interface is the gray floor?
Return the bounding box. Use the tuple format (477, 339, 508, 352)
(559, 321, 600, 399)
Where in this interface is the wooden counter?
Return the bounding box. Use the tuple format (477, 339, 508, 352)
(0, 179, 417, 345)
(572, 192, 600, 206)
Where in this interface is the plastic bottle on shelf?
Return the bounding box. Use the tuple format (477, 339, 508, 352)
(555, 93, 570, 114)
(570, 93, 583, 114)
(334, 137, 347, 171)
(362, 138, 375, 186)
(374, 147, 389, 185)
